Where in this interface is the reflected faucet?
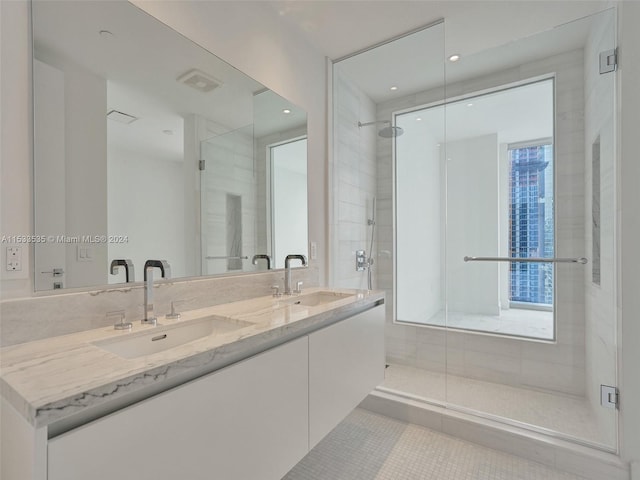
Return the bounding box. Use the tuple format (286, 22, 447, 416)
(142, 260, 171, 326)
(284, 254, 307, 295)
(251, 254, 272, 270)
(110, 259, 135, 283)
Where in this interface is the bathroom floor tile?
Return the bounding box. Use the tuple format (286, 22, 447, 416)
(283, 409, 588, 480)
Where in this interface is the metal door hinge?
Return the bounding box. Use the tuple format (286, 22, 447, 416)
(601, 385, 619, 409)
(599, 49, 617, 74)
(199, 159, 206, 171)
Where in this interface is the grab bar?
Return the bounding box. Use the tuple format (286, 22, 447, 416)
(205, 256, 249, 260)
(464, 256, 588, 264)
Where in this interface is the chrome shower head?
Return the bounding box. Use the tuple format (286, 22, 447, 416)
(358, 120, 404, 138)
(378, 125, 404, 138)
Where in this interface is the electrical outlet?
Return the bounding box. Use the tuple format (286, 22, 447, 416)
(310, 241, 317, 261)
(6, 246, 22, 271)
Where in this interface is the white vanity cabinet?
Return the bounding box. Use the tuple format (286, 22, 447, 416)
(48, 336, 310, 480)
(309, 305, 385, 447)
(2, 300, 385, 480)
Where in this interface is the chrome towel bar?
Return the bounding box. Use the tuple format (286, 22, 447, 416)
(206, 256, 249, 260)
(464, 256, 588, 264)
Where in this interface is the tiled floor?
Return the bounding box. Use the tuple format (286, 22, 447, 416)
(283, 408, 588, 480)
(380, 364, 615, 448)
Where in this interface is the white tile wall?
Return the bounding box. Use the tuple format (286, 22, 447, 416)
(331, 69, 378, 290)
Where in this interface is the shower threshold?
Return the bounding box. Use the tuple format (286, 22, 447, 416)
(378, 364, 614, 450)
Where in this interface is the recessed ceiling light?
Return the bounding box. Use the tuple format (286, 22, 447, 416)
(448, 54, 461, 62)
(282, 109, 291, 114)
(99, 30, 114, 38)
(390, 86, 398, 91)
(163, 130, 174, 135)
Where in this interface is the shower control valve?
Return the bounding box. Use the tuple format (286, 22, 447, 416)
(356, 250, 367, 272)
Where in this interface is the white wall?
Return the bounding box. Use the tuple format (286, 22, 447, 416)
(446, 134, 500, 316)
(618, 1, 640, 471)
(31, 55, 109, 290)
(108, 149, 186, 282)
(395, 124, 442, 323)
(272, 139, 308, 269)
(33, 60, 66, 291)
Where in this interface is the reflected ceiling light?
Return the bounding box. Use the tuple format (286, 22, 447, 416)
(390, 86, 399, 91)
(106, 110, 138, 124)
(416, 117, 422, 121)
(282, 109, 292, 114)
(448, 54, 461, 62)
(177, 69, 222, 93)
(466, 103, 474, 107)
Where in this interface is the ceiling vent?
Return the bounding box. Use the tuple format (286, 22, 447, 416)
(107, 110, 138, 124)
(177, 69, 222, 93)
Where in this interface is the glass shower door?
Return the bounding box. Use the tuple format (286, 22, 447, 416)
(200, 125, 255, 276)
(443, 8, 618, 450)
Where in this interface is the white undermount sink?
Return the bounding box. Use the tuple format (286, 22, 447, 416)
(93, 315, 251, 359)
(284, 291, 354, 307)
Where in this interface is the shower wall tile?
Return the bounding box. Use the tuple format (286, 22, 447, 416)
(332, 68, 378, 289)
(521, 360, 586, 394)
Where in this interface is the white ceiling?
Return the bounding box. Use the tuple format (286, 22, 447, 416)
(396, 79, 554, 144)
(266, 0, 607, 61)
(334, 8, 596, 103)
(33, 1, 306, 163)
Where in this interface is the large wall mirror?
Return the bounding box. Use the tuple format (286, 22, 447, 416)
(32, 1, 308, 291)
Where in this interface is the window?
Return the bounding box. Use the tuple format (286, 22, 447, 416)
(508, 142, 554, 307)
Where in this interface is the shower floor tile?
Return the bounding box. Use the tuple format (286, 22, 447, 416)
(283, 408, 588, 480)
(380, 364, 613, 447)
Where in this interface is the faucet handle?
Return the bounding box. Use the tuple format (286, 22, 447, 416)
(294, 281, 303, 295)
(165, 300, 183, 320)
(271, 285, 282, 298)
(108, 310, 132, 331)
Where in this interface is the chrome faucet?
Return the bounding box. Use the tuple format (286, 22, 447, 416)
(284, 254, 307, 295)
(251, 254, 272, 270)
(142, 260, 171, 326)
(110, 259, 135, 283)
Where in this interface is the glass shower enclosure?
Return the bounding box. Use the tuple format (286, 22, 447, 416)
(333, 8, 618, 452)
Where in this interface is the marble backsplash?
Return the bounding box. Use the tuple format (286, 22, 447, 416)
(0, 266, 319, 347)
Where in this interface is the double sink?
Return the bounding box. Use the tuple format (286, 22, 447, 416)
(93, 291, 353, 359)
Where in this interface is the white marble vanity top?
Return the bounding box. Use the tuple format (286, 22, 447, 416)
(0, 288, 384, 428)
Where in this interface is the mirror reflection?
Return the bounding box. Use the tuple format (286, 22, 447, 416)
(32, 1, 308, 291)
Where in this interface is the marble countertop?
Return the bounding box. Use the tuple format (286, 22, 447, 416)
(0, 287, 384, 428)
